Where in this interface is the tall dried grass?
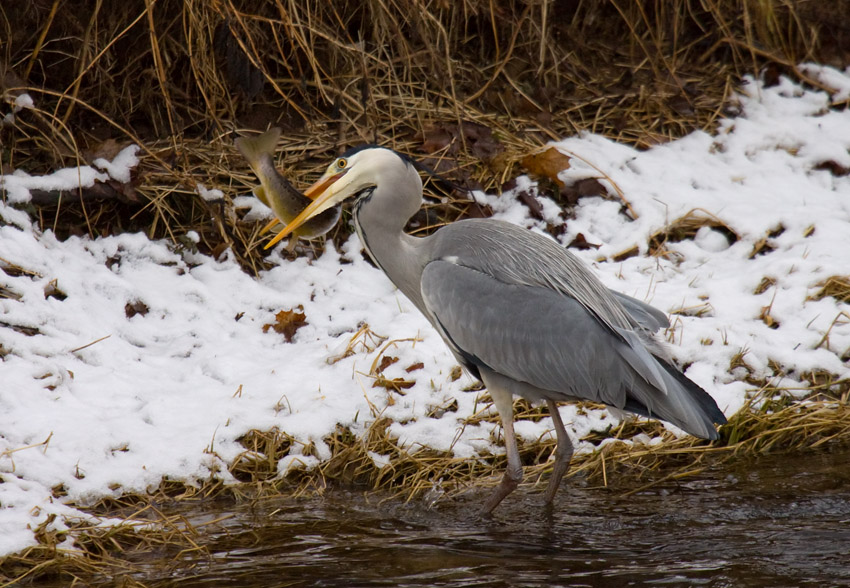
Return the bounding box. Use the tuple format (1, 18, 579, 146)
(3, 1, 847, 272)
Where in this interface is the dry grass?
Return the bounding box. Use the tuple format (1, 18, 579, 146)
(4, 1, 849, 274)
(279, 390, 850, 500)
(648, 207, 739, 257)
(0, 501, 215, 587)
(5, 389, 849, 586)
(812, 276, 850, 304)
(3, 1, 850, 584)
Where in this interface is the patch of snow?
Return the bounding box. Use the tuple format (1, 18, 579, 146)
(799, 63, 850, 102)
(93, 145, 139, 183)
(13, 94, 34, 111)
(1, 145, 139, 205)
(196, 183, 224, 203)
(1, 66, 849, 557)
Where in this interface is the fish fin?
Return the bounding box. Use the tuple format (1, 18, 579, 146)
(235, 127, 282, 171)
(254, 186, 270, 207)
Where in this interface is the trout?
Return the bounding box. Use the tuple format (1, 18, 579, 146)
(235, 128, 341, 250)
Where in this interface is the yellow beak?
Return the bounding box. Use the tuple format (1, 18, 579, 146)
(263, 171, 346, 250)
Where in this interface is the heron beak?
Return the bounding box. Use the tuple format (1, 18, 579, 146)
(258, 173, 338, 237)
(304, 172, 343, 200)
(263, 171, 346, 250)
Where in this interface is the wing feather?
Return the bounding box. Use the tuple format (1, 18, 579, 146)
(420, 259, 725, 438)
(421, 260, 642, 408)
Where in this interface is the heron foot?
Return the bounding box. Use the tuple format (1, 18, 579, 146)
(482, 466, 522, 514)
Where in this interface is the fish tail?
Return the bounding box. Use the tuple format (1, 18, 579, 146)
(235, 127, 282, 173)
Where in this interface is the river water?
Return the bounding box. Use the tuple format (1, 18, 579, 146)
(115, 450, 849, 587)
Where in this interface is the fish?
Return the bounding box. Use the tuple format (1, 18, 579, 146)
(235, 128, 341, 250)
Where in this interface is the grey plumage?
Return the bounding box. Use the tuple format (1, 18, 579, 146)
(419, 223, 723, 440)
(271, 146, 727, 512)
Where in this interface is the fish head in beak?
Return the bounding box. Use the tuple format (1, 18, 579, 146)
(262, 147, 389, 250)
(263, 166, 349, 250)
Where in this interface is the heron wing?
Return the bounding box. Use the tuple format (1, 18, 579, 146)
(420, 259, 724, 438)
(421, 259, 644, 405)
(429, 220, 649, 336)
(611, 291, 670, 331)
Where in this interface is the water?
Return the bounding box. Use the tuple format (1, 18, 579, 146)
(126, 450, 850, 587)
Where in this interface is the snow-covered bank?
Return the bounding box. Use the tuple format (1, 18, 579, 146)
(2, 68, 849, 557)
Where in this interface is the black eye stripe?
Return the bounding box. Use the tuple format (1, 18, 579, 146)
(338, 144, 381, 159)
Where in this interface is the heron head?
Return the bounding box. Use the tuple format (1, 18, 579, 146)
(263, 147, 418, 250)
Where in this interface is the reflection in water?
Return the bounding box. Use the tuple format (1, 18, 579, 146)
(132, 450, 849, 587)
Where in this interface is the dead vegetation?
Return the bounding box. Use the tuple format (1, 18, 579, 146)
(4, 389, 849, 586)
(648, 207, 739, 256)
(4, 1, 850, 273)
(213, 389, 850, 505)
(3, 0, 850, 584)
(812, 275, 850, 304)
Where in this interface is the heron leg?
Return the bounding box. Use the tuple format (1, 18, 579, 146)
(482, 386, 523, 514)
(543, 400, 574, 504)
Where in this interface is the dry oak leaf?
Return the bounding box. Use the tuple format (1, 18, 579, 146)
(263, 306, 307, 342)
(521, 147, 571, 187)
(125, 300, 149, 318)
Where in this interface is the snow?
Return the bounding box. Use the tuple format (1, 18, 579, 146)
(13, 94, 34, 111)
(2, 92, 34, 127)
(2, 68, 850, 557)
(196, 183, 224, 203)
(0, 167, 108, 205)
(93, 145, 139, 183)
(799, 63, 850, 103)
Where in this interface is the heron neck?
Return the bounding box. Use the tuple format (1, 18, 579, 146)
(353, 202, 429, 315)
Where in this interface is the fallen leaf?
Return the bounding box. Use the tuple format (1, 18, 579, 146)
(262, 306, 307, 342)
(460, 200, 493, 220)
(106, 178, 139, 203)
(372, 376, 415, 393)
(814, 160, 850, 176)
(125, 300, 149, 318)
(567, 233, 600, 250)
(422, 125, 456, 154)
(420, 121, 504, 162)
(463, 122, 504, 162)
(559, 178, 607, 206)
(405, 362, 424, 373)
(211, 242, 229, 259)
(375, 355, 399, 374)
(521, 147, 571, 187)
(87, 138, 124, 162)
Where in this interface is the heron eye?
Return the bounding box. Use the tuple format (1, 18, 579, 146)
(337, 158, 347, 170)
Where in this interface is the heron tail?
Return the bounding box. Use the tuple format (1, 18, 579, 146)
(623, 356, 727, 440)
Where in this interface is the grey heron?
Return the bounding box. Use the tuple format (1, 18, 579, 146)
(265, 146, 727, 512)
(235, 128, 340, 251)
